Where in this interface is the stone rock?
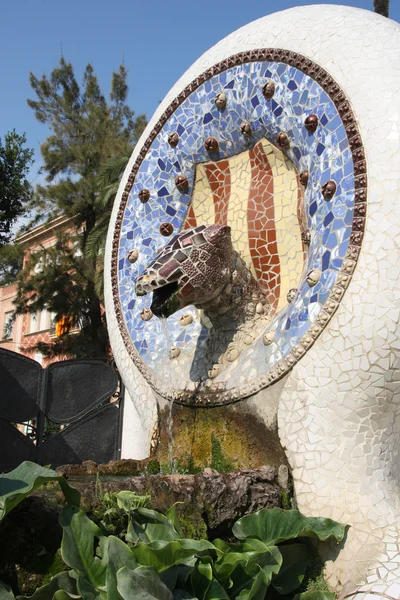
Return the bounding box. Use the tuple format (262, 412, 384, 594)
(56, 458, 151, 478)
(56, 466, 288, 538)
(278, 464, 289, 490)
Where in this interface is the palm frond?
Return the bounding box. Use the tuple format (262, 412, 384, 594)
(85, 211, 111, 259)
(96, 152, 130, 191)
(96, 183, 119, 211)
(94, 255, 105, 300)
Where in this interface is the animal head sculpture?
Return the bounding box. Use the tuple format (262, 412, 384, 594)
(135, 224, 236, 318)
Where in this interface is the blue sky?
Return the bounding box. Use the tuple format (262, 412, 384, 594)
(1, 0, 398, 182)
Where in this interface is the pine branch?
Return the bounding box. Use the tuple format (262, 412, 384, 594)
(373, 0, 389, 16)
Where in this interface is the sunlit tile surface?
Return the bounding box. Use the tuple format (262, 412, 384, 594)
(117, 60, 355, 395)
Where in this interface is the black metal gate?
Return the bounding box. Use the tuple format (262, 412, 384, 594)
(0, 348, 124, 471)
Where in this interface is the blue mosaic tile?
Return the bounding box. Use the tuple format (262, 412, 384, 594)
(117, 60, 355, 386)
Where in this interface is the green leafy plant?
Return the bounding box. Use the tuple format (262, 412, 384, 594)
(0, 462, 343, 600)
(0, 462, 80, 522)
(92, 487, 151, 537)
(210, 435, 234, 473)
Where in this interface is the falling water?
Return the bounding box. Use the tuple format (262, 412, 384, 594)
(158, 317, 177, 474)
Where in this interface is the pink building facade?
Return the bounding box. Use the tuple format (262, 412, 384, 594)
(0, 216, 75, 366)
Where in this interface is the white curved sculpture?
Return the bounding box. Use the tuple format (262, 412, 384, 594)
(105, 6, 400, 597)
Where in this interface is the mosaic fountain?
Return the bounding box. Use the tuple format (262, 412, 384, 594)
(104, 5, 400, 598)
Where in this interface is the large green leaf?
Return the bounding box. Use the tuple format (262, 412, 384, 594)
(175, 563, 196, 590)
(115, 491, 150, 512)
(189, 559, 229, 600)
(232, 509, 345, 545)
(190, 561, 212, 600)
(235, 566, 272, 600)
(211, 540, 230, 554)
(59, 506, 108, 600)
(117, 566, 173, 600)
(106, 536, 138, 600)
(0, 581, 15, 600)
(293, 593, 336, 600)
(0, 462, 80, 521)
(244, 548, 283, 580)
(52, 592, 81, 600)
(160, 566, 179, 591)
(228, 547, 282, 599)
(216, 545, 282, 583)
(271, 543, 308, 594)
(165, 504, 184, 539)
(214, 552, 250, 582)
(132, 540, 220, 573)
(127, 508, 182, 544)
(16, 572, 80, 600)
(172, 592, 197, 600)
(204, 580, 229, 600)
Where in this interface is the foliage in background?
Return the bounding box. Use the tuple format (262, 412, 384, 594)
(0, 461, 344, 600)
(86, 151, 131, 300)
(0, 130, 34, 247)
(0, 244, 24, 286)
(92, 479, 151, 538)
(0, 462, 80, 522)
(14, 59, 146, 358)
(373, 0, 389, 17)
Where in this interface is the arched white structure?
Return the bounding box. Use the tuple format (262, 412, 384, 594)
(105, 6, 400, 596)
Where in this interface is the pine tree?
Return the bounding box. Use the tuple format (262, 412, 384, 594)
(0, 243, 24, 285)
(14, 59, 146, 358)
(86, 150, 131, 301)
(0, 130, 34, 246)
(373, 0, 389, 16)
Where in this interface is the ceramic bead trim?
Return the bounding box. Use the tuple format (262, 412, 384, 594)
(140, 307, 153, 321)
(160, 222, 174, 236)
(138, 189, 150, 203)
(262, 81, 275, 99)
(204, 137, 219, 152)
(321, 180, 337, 200)
(240, 120, 252, 137)
(175, 174, 189, 192)
(299, 170, 309, 186)
(127, 248, 139, 264)
(215, 91, 227, 109)
(111, 49, 366, 407)
(304, 114, 319, 133)
(168, 132, 179, 147)
(275, 132, 290, 149)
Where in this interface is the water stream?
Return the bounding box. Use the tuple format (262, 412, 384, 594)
(159, 317, 177, 473)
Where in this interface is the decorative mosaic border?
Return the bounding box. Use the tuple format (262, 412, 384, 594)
(111, 49, 367, 407)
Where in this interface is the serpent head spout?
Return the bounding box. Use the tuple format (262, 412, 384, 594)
(135, 224, 235, 318)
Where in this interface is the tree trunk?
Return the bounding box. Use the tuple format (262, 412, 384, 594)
(87, 291, 107, 357)
(374, 0, 389, 17)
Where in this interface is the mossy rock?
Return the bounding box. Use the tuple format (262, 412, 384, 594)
(175, 504, 208, 540)
(155, 403, 288, 471)
(15, 551, 68, 597)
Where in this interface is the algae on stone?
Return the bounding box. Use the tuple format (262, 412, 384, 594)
(155, 403, 288, 471)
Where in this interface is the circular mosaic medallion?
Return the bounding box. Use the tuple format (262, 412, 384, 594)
(112, 50, 366, 406)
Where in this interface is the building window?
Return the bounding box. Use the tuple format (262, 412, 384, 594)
(50, 312, 57, 336)
(39, 310, 48, 331)
(3, 311, 14, 339)
(29, 312, 39, 334)
(29, 310, 50, 334)
(33, 255, 44, 274)
(73, 239, 83, 257)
